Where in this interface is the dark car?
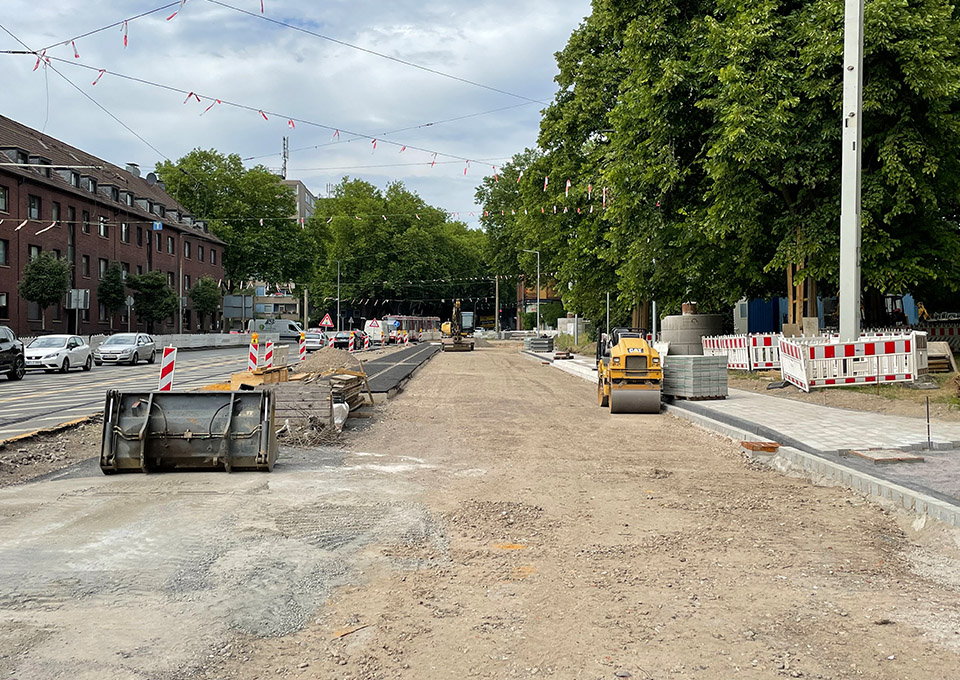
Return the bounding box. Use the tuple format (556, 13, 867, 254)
(332, 330, 366, 349)
(0, 325, 25, 381)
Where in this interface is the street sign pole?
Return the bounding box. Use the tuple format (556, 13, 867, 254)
(839, 0, 864, 342)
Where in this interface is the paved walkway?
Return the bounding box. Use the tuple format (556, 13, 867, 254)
(526, 349, 960, 513)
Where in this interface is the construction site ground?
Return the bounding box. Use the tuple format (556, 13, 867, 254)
(2, 344, 960, 679)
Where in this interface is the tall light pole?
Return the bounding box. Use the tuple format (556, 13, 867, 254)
(839, 0, 864, 341)
(336, 260, 341, 332)
(522, 249, 540, 333)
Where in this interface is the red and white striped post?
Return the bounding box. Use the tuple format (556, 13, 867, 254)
(348, 331, 355, 353)
(363, 333, 370, 350)
(158, 346, 177, 391)
(248, 333, 259, 372)
(418, 328, 423, 342)
(264, 341, 274, 369)
(328, 334, 335, 349)
(298, 332, 306, 362)
(404, 332, 410, 347)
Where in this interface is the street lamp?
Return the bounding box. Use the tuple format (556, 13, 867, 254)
(522, 249, 540, 334)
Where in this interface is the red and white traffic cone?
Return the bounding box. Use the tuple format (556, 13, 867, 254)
(158, 347, 177, 391)
(363, 334, 370, 350)
(264, 341, 274, 369)
(248, 337, 259, 372)
(348, 331, 355, 353)
(298, 333, 306, 362)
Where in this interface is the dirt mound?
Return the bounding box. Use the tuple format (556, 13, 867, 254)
(294, 347, 362, 375)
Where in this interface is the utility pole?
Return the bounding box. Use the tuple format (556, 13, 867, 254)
(494, 275, 500, 337)
(303, 286, 309, 327)
(281, 136, 289, 180)
(606, 292, 610, 338)
(839, 0, 864, 342)
(178, 255, 183, 334)
(336, 260, 341, 332)
(652, 300, 657, 339)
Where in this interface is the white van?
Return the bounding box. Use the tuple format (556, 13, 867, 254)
(247, 318, 304, 342)
(363, 319, 387, 345)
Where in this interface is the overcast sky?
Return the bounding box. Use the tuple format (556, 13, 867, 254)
(1, 0, 591, 223)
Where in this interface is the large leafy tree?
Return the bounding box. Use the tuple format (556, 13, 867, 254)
(310, 178, 488, 319)
(18, 253, 72, 331)
(127, 270, 178, 332)
(156, 149, 317, 289)
(480, 0, 960, 321)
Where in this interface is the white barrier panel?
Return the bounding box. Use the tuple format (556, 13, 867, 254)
(749, 334, 781, 370)
(779, 333, 924, 392)
(701, 335, 750, 370)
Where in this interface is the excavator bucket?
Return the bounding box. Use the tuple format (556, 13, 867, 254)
(100, 389, 278, 474)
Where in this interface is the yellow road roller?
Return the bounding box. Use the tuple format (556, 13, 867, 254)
(596, 328, 662, 413)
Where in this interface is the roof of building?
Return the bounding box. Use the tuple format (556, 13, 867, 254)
(0, 114, 223, 244)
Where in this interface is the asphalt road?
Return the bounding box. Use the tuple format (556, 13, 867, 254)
(0, 347, 248, 442)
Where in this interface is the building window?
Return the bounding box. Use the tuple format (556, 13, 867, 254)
(81, 308, 89, 321)
(29, 245, 41, 261)
(28, 195, 41, 220)
(136, 265, 143, 275)
(98, 216, 108, 238)
(111, 187, 120, 202)
(184, 274, 191, 290)
(0, 185, 8, 212)
(52, 202, 61, 224)
(136, 226, 143, 247)
(0, 239, 7, 266)
(52, 302, 61, 321)
(82, 211, 90, 234)
(70, 172, 80, 188)
(183, 241, 191, 259)
(197, 244, 204, 262)
(167, 272, 175, 288)
(121, 262, 129, 280)
(81, 255, 90, 277)
(121, 223, 130, 243)
(167, 236, 174, 254)
(0, 292, 7, 319)
(67, 205, 76, 227)
(27, 301, 41, 321)
(210, 249, 216, 265)
(99, 303, 108, 322)
(99, 258, 108, 279)
(155, 232, 161, 251)
(125, 192, 133, 206)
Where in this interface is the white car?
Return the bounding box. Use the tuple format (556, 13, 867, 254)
(304, 331, 327, 351)
(24, 335, 93, 373)
(93, 333, 156, 365)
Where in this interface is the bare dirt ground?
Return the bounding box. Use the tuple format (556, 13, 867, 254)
(0, 416, 101, 488)
(200, 345, 960, 680)
(729, 370, 960, 422)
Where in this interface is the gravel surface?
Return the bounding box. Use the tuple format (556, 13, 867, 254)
(0, 417, 101, 487)
(202, 345, 960, 679)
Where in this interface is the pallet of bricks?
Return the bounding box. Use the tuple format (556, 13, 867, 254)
(662, 355, 728, 400)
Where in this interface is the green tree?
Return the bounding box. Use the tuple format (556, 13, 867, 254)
(18, 253, 72, 331)
(97, 263, 127, 330)
(480, 0, 960, 322)
(127, 270, 178, 332)
(188, 276, 222, 331)
(156, 149, 316, 289)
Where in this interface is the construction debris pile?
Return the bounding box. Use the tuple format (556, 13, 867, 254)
(295, 347, 361, 375)
(331, 373, 366, 412)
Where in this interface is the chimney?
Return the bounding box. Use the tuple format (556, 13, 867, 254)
(126, 163, 140, 178)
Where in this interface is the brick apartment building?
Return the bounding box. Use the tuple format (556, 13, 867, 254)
(0, 114, 225, 337)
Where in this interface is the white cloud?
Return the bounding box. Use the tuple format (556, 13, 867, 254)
(1, 0, 590, 219)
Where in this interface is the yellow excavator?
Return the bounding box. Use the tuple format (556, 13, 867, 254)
(440, 300, 475, 352)
(596, 327, 662, 413)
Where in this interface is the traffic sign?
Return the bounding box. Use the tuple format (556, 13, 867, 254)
(368, 318, 380, 328)
(393, 319, 401, 328)
(319, 313, 334, 328)
(152, 221, 163, 231)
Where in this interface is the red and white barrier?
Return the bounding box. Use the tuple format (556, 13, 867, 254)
(418, 329, 423, 342)
(248, 338, 259, 372)
(298, 333, 306, 362)
(158, 346, 177, 391)
(779, 332, 926, 392)
(263, 341, 274, 369)
(363, 334, 370, 350)
(749, 334, 781, 370)
(328, 335, 335, 349)
(404, 332, 410, 347)
(348, 332, 355, 353)
(702, 335, 750, 370)
(919, 322, 960, 352)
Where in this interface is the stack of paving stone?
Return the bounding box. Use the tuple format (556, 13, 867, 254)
(526, 337, 555, 352)
(330, 373, 366, 411)
(662, 355, 728, 399)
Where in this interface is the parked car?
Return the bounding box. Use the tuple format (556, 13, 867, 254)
(24, 335, 93, 373)
(303, 331, 327, 351)
(332, 330, 367, 349)
(0, 325, 25, 381)
(93, 333, 156, 365)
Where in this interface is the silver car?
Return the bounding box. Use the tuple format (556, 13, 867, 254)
(24, 335, 93, 373)
(94, 333, 156, 366)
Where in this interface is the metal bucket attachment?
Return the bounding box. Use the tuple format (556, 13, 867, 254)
(100, 390, 278, 474)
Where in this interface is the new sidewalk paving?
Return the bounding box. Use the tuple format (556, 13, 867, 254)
(524, 349, 960, 525)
